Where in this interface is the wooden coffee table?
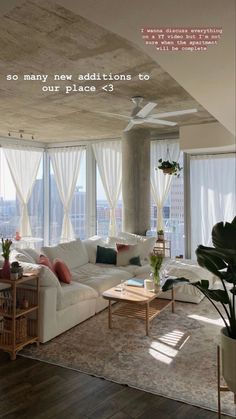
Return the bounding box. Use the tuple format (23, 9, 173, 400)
(102, 284, 175, 336)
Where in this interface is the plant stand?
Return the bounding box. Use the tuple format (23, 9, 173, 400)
(153, 239, 171, 258)
(217, 345, 236, 418)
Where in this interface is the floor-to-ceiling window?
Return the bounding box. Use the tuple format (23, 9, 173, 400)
(49, 148, 86, 244)
(190, 153, 236, 258)
(0, 148, 43, 240)
(96, 166, 122, 237)
(150, 142, 184, 258)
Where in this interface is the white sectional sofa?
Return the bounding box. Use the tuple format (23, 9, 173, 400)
(10, 234, 218, 343)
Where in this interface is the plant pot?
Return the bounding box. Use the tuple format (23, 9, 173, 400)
(158, 234, 164, 241)
(221, 327, 236, 393)
(162, 168, 175, 175)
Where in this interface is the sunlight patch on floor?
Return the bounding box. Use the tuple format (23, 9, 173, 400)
(158, 329, 189, 348)
(188, 314, 224, 327)
(148, 329, 191, 364)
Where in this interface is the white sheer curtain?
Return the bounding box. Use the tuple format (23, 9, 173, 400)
(49, 147, 84, 242)
(3, 147, 42, 236)
(150, 140, 180, 231)
(92, 140, 122, 236)
(190, 154, 236, 258)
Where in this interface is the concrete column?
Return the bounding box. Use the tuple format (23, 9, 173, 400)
(122, 128, 150, 235)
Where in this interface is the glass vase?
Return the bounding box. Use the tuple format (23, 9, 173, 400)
(153, 271, 160, 287)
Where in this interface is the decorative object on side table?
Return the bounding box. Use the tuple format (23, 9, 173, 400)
(10, 261, 23, 280)
(1, 238, 12, 279)
(149, 252, 163, 287)
(162, 216, 236, 396)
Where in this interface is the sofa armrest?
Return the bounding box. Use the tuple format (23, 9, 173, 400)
(39, 287, 58, 342)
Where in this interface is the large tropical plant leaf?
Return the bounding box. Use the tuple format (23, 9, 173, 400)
(162, 277, 190, 292)
(197, 245, 236, 265)
(194, 283, 230, 304)
(212, 218, 236, 250)
(196, 246, 227, 279)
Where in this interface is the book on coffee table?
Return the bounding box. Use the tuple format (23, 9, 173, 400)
(126, 278, 145, 287)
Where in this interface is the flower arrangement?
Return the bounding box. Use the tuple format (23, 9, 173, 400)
(157, 159, 182, 177)
(1, 238, 12, 260)
(149, 252, 163, 285)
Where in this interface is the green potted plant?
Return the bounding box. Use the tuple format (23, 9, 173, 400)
(157, 229, 164, 241)
(1, 238, 12, 279)
(162, 217, 236, 393)
(157, 158, 182, 176)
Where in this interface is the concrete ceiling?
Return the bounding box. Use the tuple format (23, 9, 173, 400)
(0, 0, 215, 143)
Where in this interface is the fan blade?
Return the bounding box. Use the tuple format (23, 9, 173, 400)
(124, 121, 135, 132)
(95, 111, 130, 120)
(136, 102, 157, 118)
(124, 119, 145, 132)
(145, 118, 177, 126)
(151, 108, 198, 118)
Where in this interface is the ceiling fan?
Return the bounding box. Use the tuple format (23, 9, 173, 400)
(99, 96, 198, 132)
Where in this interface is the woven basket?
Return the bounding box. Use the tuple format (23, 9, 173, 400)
(4, 316, 27, 343)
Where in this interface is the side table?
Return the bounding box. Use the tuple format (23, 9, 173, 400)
(0, 273, 39, 360)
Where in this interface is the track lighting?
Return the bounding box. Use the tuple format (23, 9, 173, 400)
(7, 130, 35, 140)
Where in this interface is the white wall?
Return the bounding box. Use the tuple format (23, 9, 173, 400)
(180, 122, 235, 153)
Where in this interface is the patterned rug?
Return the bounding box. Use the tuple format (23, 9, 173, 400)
(21, 299, 236, 417)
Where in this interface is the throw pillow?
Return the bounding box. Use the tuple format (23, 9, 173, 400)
(83, 236, 106, 264)
(53, 258, 72, 284)
(38, 255, 55, 272)
(129, 256, 142, 266)
(116, 243, 140, 266)
(96, 245, 117, 265)
(118, 232, 156, 260)
(116, 243, 130, 252)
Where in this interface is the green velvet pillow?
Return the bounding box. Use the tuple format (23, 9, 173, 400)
(129, 256, 142, 266)
(96, 245, 117, 265)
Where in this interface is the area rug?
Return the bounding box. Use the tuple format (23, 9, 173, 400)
(21, 299, 236, 417)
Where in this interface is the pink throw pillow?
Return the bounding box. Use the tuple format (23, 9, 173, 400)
(38, 255, 55, 272)
(53, 258, 71, 284)
(116, 243, 130, 252)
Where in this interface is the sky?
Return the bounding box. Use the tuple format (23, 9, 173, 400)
(0, 149, 107, 201)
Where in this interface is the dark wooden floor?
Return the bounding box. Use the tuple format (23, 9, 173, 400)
(0, 351, 233, 419)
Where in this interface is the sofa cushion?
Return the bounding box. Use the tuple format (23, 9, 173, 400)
(96, 245, 117, 265)
(117, 262, 150, 277)
(57, 282, 98, 310)
(70, 263, 130, 295)
(54, 258, 71, 284)
(83, 236, 106, 264)
(116, 244, 140, 266)
(22, 248, 40, 263)
(10, 248, 35, 264)
(42, 239, 89, 269)
(118, 233, 156, 260)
